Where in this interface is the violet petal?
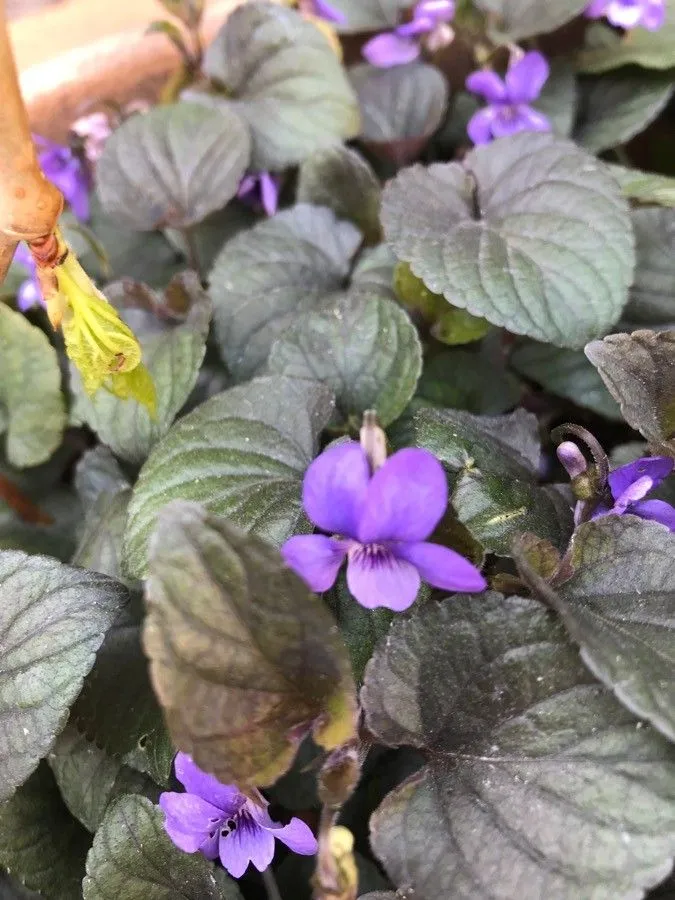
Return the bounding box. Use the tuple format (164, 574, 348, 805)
(362, 31, 421, 67)
(260, 173, 279, 217)
(466, 70, 507, 103)
(631, 499, 675, 531)
(584, 0, 610, 17)
(608, 457, 674, 500)
(313, 0, 347, 24)
(505, 51, 549, 104)
(393, 541, 487, 593)
(281, 534, 347, 592)
(605, 0, 647, 27)
(643, 0, 666, 29)
(219, 818, 275, 878)
(467, 107, 496, 145)
(158, 792, 224, 834)
(161, 817, 211, 854)
(302, 441, 369, 537)
(357, 448, 448, 544)
(173, 752, 243, 813)
(251, 805, 318, 854)
(346, 548, 421, 611)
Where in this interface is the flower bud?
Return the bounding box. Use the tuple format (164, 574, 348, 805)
(556, 441, 587, 480)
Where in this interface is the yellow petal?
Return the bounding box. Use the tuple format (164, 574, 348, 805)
(108, 363, 157, 418)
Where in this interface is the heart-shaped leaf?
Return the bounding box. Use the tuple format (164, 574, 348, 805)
(363, 594, 675, 900)
(298, 145, 382, 245)
(417, 347, 521, 415)
(83, 795, 242, 900)
(209, 204, 361, 379)
(144, 501, 358, 787)
(532, 516, 675, 743)
(575, 71, 673, 153)
(533, 61, 577, 137)
(0, 305, 65, 468)
(475, 0, 587, 40)
(350, 63, 449, 165)
(96, 102, 250, 230)
(585, 329, 675, 456)
(72, 489, 133, 585)
(0, 552, 127, 800)
(70, 273, 212, 465)
(0, 765, 89, 900)
(381, 133, 634, 348)
(267, 291, 422, 427)
(124, 376, 334, 578)
(200, 2, 359, 170)
(625, 207, 675, 327)
(510, 340, 622, 419)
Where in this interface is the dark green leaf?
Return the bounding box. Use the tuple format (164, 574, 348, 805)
(510, 340, 622, 419)
(83, 795, 242, 900)
(0, 764, 89, 900)
(382, 133, 634, 349)
(585, 329, 675, 455)
(0, 552, 127, 800)
(351, 244, 397, 295)
(547, 517, 675, 743)
(579, 2, 675, 72)
(72, 620, 174, 787)
(267, 291, 422, 427)
(575, 71, 673, 153)
(350, 63, 449, 155)
(417, 347, 521, 415)
(124, 376, 334, 579)
(452, 468, 573, 555)
(70, 273, 212, 465)
(209, 204, 361, 379)
(391, 405, 542, 476)
(363, 594, 675, 900)
(298, 145, 382, 244)
(96, 102, 250, 230)
(200, 3, 359, 170)
(49, 727, 157, 833)
(325, 573, 392, 684)
(0, 305, 65, 468)
(144, 501, 357, 787)
(475, 0, 587, 39)
(626, 207, 675, 327)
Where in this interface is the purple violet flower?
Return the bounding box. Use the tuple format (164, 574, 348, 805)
(237, 172, 280, 217)
(281, 441, 487, 611)
(584, 0, 665, 30)
(299, 0, 347, 23)
(13, 244, 44, 312)
(362, 0, 455, 68)
(35, 135, 90, 222)
(160, 753, 317, 878)
(465, 51, 552, 145)
(592, 456, 675, 530)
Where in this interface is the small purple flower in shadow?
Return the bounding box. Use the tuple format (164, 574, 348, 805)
(160, 753, 317, 879)
(584, 0, 665, 30)
(13, 244, 44, 312)
(299, 0, 347, 23)
(466, 51, 551, 145)
(592, 456, 675, 530)
(35, 135, 90, 221)
(362, 0, 455, 68)
(237, 172, 280, 217)
(281, 442, 487, 611)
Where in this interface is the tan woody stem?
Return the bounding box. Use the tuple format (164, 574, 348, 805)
(0, 0, 63, 281)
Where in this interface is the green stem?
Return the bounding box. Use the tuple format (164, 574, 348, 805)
(262, 868, 283, 900)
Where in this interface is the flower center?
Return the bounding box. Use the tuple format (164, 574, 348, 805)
(347, 542, 393, 569)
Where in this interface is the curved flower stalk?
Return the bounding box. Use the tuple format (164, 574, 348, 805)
(584, 0, 665, 30)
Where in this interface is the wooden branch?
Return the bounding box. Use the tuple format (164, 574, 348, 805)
(0, 0, 62, 281)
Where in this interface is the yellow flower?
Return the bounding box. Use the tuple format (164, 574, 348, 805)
(47, 229, 156, 415)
